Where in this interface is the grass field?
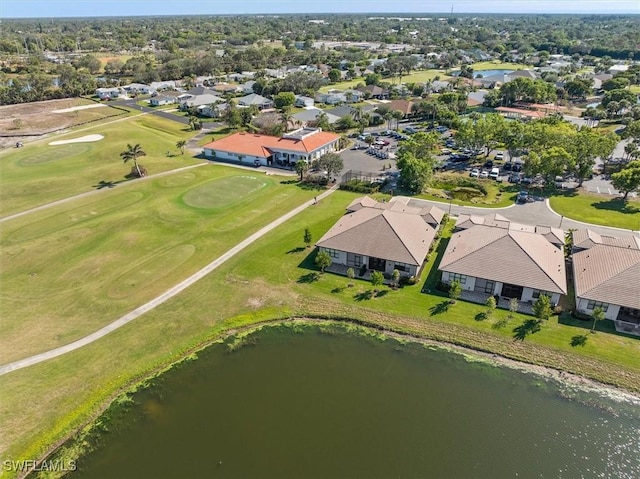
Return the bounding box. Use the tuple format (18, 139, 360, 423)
(549, 190, 640, 230)
(319, 70, 452, 93)
(0, 115, 201, 217)
(0, 166, 317, 363)
(1, 190, 639, 470)
(470, 61, 533, 71)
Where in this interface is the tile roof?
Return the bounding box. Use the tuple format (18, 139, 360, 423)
(572, 243, 640, 309)
(346, 196, 445, 227)
(573, 228, 640, 250)
(456, 214, 564, 245)
(202, 130, 340, 158)
(316, 208, 437, 266)
(440, 224, 567, 294)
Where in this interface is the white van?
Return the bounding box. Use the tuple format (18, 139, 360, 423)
(489, 167, 500, 180)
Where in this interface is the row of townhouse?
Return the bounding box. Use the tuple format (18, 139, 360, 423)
(315, 201, 640, 336)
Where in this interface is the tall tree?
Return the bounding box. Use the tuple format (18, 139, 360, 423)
(295, 159, 309, 181)
(176, 140, 186, 155)
(611, 160, 640, 200)
(317, 152, 343, 179)
(120, 143, 146, 177)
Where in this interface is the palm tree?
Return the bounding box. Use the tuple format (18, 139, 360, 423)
(280, 107, 293, 131)
(176, 140, 186, 155)
(295, 159, 308, 181)
(120, 143, 146, 178)
(391, 110, 404, 131)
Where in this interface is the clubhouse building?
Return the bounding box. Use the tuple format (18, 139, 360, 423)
(202, 128, 341, 169)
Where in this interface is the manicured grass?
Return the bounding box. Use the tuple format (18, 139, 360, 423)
(0, 166, 316, 363)
(629, 85, 640, 94)
(1, 190, 639, 470)
(319, 69, 451, 93)
(549, 190, 640, 231)
(470, 61, 533, 71)
(0, 115, 201, 217)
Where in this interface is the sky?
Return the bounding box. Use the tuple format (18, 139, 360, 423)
(1, 0, 638, 18)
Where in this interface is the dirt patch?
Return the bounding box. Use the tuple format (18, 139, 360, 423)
(0, 98, 122, 149)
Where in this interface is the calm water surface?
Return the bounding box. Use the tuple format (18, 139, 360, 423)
(71, 326, 640, 479)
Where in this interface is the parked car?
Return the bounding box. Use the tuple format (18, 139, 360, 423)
(470, 168, 480, 177)
(494, 152, 504, 161)
(480, 170, 489, 179)
(441, 148, 451, 155)
(484, 160, 494, 168)
(436, 126, 448, 133)
(516, 191, 529, 204)
(489, 167, 500, 180)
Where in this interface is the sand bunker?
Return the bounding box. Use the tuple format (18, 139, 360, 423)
(49, 134, 104, 146)
(52, 104, 106, 114)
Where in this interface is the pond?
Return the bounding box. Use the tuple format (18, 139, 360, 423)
(69, 324, 640, 478)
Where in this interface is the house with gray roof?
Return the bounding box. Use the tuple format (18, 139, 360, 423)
(237, 93, 274, 110)
(572, 229, 640, 335)
(292, 108, 341, 127)
(439, 215, 567, 305)
(316, 197, 444, 279)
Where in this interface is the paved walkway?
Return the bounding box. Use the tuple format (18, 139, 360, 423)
(0, 186, 338, 376)
(0, 163, 208, 224)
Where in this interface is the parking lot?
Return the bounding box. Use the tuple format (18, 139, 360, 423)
(340, 131, 400, 178)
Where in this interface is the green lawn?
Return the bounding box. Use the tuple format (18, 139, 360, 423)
(0, 115, 201, 217)
(2, 190, 639, 470)
(470, 61, 533, 71)
(319, 69, 451, 93)
(0, 166, 317, 363)
(629, 85, 640, 94)
(418, 173, 519, 208)
(549, 190, 640, 231)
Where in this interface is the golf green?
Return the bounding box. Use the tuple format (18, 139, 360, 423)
(181, 175, 268, 209)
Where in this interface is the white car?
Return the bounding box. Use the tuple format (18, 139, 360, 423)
(494, 152, 504, 161)
(489, 167, 500, 180)
(470, 168, 480, 177)
(480, 170, 489, 179)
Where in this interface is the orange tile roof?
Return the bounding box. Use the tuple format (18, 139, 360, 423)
(202, 131, 340, 158)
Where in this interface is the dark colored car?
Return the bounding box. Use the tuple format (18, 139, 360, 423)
(516, 191, 529, 204)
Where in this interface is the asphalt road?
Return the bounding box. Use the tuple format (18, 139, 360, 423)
(404, 196, 639, 236)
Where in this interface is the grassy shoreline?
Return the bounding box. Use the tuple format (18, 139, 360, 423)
(26, 316, 640, 479)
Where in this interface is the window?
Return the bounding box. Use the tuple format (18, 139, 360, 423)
(450, 273, 467, 285)
(532, 290, 541, 299)
(323, 248, 340, 259)
(394, 263, 409, 272)
(347, 254, 362, 267)
(477, 279, 494, 294)
(586, 300, 609, 312)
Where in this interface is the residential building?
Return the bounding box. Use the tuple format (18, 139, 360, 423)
(439, 214, 567, 306)
(202, 128, 341, 168)
(150, 90, 182, 106)
(291, 108, 341, 127)
(316, 196, 444, 279)
(237, 93, 274, 110)
(95, 87, 125, 100)
(572, 229, 640, 335)
(295, 95, 315, 108)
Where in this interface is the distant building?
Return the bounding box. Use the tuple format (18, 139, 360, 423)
(202, 128, 341, 168)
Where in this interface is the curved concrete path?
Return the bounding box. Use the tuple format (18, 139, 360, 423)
(0, 186, 338, 376)
(0, 163, 208, 224)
